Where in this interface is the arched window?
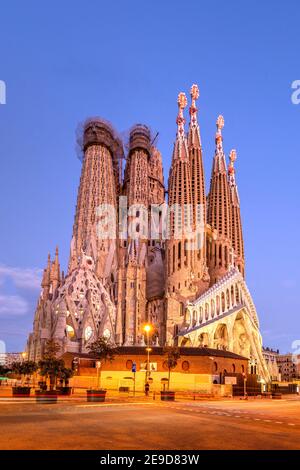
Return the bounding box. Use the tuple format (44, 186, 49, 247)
(205, 303, 209, 320)
(231, 285, 235, 306)
(214, 361, 218, 372)
(216, 296, 220, 315)
(221, 292, 225, 312)
(193, 310, 197, 327)
(211, 299, 215, 318)
(226, 289, 230, 310)
(199, 307, 203, 323)
(236, 285, 240, 304)
(66, 324, 75, 340)
(232, 364, 236, 373)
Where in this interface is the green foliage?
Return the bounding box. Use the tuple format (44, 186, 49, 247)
(163, 346, 181, 370)
(11, 361, 38, 376)
(0, 364, 11, 376)
(38, 358, 65, 391)
(87, 337, 116, 364)
(58, 367, 74, 381)
(38, 358, 65, 378)
(43, 340, 61, 359)
(163, 346, 181, 390)
(87, 337, 116, 389)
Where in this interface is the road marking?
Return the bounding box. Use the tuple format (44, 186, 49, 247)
(77, 402, 155, 408)
(288, 423, 296, 426)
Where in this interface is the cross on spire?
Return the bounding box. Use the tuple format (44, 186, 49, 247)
(189, 84, 199, 124)
(228, 149, 237, 179)
(176, 92, 187, 139)
(216, 115, 224, 148)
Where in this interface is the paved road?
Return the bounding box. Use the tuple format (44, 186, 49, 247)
(0, 398, 300, 450)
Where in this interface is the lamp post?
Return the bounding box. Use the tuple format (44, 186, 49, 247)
(143, 324, 152, 381)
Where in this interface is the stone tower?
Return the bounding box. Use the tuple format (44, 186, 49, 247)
(187, 84, 210, 295)
(145, 146, 165, 345)
(207, 116, 232, 285)
(228, 149, 245, 276)
(69, 119, 123, 300)
(118, 125, 151, 345)
(165, 92, 195, 343)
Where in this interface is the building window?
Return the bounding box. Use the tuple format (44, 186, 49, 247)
(214, 361, 218, 372)
(182, 361, 190, 372)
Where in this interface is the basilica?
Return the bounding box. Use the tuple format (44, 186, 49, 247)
(26, 84, 270, 383)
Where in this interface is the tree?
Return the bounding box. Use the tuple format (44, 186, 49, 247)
(87, 337, 116, 389)
(38, 358, 65, 391)
(0, 364, 10, 377)
(163, 346, 181, 390)
(38, 340, 64, 390)
(58, 367, 74, 387)
(43, 339, 61, 359)
(11, 361, 38, 385)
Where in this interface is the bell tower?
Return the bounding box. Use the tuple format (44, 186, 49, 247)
(207, 116, 232, 284)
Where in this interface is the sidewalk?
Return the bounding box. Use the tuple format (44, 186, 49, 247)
(1, 386, 298, 404)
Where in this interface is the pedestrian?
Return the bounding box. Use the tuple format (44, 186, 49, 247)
(145, 382, 150, 396)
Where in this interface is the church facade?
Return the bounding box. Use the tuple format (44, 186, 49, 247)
(26, 84, 270, 383)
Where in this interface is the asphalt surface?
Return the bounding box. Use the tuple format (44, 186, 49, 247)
(0, 398, 300, 450)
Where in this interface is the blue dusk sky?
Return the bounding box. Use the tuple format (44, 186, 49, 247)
(0, 0, 299, 353)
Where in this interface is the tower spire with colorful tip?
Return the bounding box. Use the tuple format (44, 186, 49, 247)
(188, 83, 201, 148)
(228, 149, 245, 276)
(187, 84, 209, 294)
(207, 115, 232, 284)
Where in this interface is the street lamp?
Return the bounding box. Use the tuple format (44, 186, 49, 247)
(143, 324, 153, 381)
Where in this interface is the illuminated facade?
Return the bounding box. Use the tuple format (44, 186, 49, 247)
(27, 85, 270, 382)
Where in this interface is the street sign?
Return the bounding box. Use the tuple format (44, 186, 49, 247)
(132, 362, 136, 373)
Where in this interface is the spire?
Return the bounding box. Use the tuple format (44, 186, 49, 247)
(50, 246, 60, 282)
(173, 92, 189, 161)
(187, 84, 209, 294)
(212, 115, 227, 173)
(207, 115, 230, 234)
(41, 253, 51, 288)
(207, 115, 232, 284)
(188, 84, 201, 148)
(228, 150, 245, 276)
(166, 90, 193, 301)
(168, 91, 192, 207)
(228, 149, 239, 204)
(176, 92, 187, 137)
